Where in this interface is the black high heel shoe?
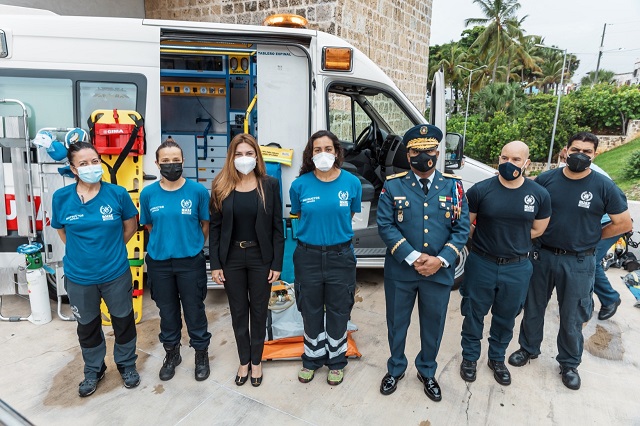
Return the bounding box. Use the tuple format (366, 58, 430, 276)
(235, 365, 250, 386)
(251, 364, 263, 387)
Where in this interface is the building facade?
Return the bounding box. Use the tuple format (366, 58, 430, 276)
(145, 0, 433, 112)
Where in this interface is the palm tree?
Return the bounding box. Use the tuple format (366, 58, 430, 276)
(430, 42, 469, 114)
(474, 82, 527, 119)
(580, 70, 616, 86)
(464, 0, 524, 81)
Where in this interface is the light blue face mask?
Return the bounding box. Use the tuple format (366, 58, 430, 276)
(76, 164, 103, 184)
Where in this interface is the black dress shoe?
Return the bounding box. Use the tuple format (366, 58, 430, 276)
(487, 360, 511, 386)
(235, 365, 250, 386)
(508, 348, 538, 367)
(380, 372, 404, 395)
(460, 359, 477, 382)
(598, 298, 621, 320)
(559, 365, 580, 390)
(251, 375, 263, 387)
(417, 373, 442, 402)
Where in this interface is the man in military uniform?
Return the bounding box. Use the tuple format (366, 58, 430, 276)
(377, 124, 469, 402)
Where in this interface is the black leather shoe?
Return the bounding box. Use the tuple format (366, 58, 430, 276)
(460, 359, 477, 382)
(380, 372, 404, 395)
(508, 348, 538, 367)
(417, 373, 442, 402)
(487, 360, 511, 386)
(159, 344, 182, 381)
(598, 298, 621, 320)
(559, 365, 581, 390)
(235, 365, 250, 386)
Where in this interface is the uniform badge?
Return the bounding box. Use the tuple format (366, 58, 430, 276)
(445, 211, 451, 219)
(405, 201, 409, 206)
(398, 209, 404, 222)
(420, 126, 428, 135)
(513, 170, 520, 178)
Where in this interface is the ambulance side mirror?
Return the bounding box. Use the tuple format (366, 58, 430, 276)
(444, 132, 464, 170)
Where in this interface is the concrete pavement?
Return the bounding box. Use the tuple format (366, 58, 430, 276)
(0, 266, 639, 425)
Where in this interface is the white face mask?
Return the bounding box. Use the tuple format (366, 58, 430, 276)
(234, 156, 257, 175)
(312, 152, 335, 172)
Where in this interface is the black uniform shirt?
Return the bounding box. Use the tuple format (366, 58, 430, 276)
(536, 168, 627, 252)
(468, 176, 551, 257)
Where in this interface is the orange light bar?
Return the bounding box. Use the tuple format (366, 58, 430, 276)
(323, 47, 352, 71)
(263, 13, 308, 29)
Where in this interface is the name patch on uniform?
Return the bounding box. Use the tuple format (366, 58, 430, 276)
(523, 195, 535, 212)
(578, 191, 592, 209)
(338, 191, 349, 207)
(150, 205, 164, 213)
(181, 199, 193, 215)
(100, 205, 114, 221)
(302, 196, 320, 204)
(65, 214, 84, 222)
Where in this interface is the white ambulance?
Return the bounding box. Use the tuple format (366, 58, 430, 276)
(0, 6, 495, 302)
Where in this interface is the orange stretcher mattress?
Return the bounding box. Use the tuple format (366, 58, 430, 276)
(262, 332, 362, 361)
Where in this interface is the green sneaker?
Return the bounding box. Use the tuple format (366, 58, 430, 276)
(298, 367, 315, 383)
(327, 369, 344, 386)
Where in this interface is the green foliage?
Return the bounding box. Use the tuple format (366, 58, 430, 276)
(474, 82, 527, 119)
(580, 69, 616, 86)
(594, 137, 640, 200)
(568, 84, 640, 134)
(623, 150, 640, 181)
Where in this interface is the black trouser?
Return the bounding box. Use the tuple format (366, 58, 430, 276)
(293, 243, 356, 371)
(223, 245, 271, 365)
(146, 252, 211, 351)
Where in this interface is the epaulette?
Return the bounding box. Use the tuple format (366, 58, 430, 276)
(442, 172, 462, 179)
(386, 171, 408, 180)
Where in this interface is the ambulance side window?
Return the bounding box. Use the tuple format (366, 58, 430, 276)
(327, 93, 370, 147)
(79, 82, 137, 123)
(0, 77, 73, 138)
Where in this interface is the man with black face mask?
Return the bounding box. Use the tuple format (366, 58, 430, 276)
(459, 141, 551, 386)
(377, 124, 469, 402)
(509, 132, 632, 390)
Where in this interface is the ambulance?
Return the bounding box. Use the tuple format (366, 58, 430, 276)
(0, 5, 495, 303)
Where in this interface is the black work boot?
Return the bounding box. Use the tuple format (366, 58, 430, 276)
(195, 349, 210, 381)
(159, 343, 182, 381)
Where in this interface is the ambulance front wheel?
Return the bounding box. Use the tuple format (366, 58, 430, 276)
(47, 273, 69, 304)
(452, 243, 469, 291)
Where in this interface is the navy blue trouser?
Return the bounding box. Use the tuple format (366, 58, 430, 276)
(66, 269, 137, 379)
(146, 252, 211, 351)
(293, 244, 356, 370)
(594, 235, 621, 306)
(385, 276, 451, 378)
(223, 245, 271, 366)
(460, 252, 532, 362)
(518, 248, 595, 368)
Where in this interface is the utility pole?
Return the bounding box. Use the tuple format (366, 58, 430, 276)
(594, 23, 607, 85)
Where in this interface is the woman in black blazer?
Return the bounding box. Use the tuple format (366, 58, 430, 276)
(209, 133, 284, 387)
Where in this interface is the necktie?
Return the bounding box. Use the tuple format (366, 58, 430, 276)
(419, 178, 429, 196)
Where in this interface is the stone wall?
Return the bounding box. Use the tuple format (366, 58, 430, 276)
(144, 0, 432, 111)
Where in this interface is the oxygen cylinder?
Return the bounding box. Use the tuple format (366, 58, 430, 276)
(17, 243, 52, 325)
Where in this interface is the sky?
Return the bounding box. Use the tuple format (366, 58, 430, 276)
(430, 0, 640, 82)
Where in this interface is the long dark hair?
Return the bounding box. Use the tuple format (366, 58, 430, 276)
(298, 130, 344, 175)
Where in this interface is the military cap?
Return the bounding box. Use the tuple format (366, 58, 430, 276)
(402, 124, 443, 150)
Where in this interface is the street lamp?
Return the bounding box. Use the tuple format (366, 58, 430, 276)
(457, 64, 487, 146)
(535, 44, 567, 170)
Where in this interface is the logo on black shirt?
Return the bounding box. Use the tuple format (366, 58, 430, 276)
(524, 195, 535, 212)
(579, 191, 592, 209)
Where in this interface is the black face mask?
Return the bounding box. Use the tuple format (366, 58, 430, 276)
(410, 152, 437, 173)
(159, 163, 183, 182)
(566, 153, 591, 173)
(498, 161, 522, 181)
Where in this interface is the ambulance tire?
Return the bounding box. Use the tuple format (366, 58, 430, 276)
(47, 273, 69, 304)
(452, 243, 470, 291)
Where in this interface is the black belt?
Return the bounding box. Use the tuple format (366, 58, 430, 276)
(472, 246, 529, 265)
(233, 240, 258, 248)
(297, 241, 351, 252)
(540, 244, 595, 256)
